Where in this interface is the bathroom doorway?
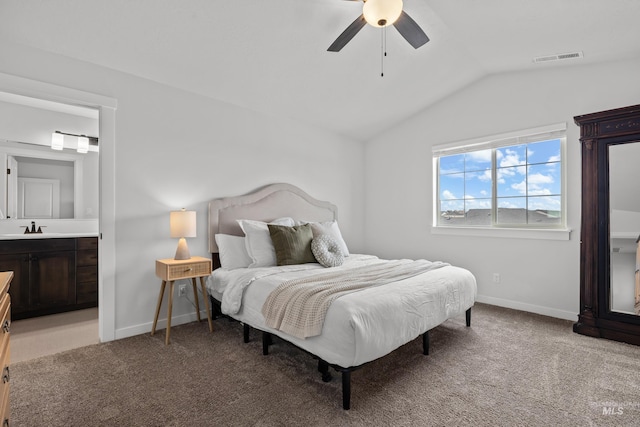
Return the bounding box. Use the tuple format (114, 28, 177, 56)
(0, 91, 100, 361)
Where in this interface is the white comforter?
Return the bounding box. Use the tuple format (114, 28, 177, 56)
(206, 254, 477, 367)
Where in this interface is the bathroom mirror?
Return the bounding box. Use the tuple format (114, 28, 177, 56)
(0, 93, 99, 220)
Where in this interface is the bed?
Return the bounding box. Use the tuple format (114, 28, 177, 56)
(205, 183, 477, 409)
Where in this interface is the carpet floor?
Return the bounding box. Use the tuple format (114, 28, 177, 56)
(11, 303, 640, 426)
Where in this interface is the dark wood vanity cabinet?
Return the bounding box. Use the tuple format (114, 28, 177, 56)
(76, 237, 98, 305)
(0, 237, 98, 320)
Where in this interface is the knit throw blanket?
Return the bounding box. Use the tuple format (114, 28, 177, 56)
(261, 259, 449, 339)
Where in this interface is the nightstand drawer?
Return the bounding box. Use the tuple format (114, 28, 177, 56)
(165, 262, 210, 280)
(155, 257, 211, 281)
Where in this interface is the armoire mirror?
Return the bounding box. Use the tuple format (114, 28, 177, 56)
(609, 143, 640, 315)
(574, 104, 640, 346)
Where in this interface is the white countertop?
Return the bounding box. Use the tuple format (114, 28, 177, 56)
(0, 233, 98, 240)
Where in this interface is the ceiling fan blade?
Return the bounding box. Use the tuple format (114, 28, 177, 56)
(393, 11, 429, 49)
(327, 14, 367, 52)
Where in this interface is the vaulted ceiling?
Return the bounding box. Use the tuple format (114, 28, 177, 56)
(1, 0, 639, 141)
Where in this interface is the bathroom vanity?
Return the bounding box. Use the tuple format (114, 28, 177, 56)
(0, 236, 97, 320)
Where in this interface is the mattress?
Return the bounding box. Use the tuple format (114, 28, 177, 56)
(206, 254, 477, 368)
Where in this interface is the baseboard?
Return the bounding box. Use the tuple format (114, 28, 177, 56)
(115, 310, 210, 340)
(475, 295, 578, 321)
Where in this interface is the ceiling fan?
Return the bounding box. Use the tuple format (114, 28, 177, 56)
(328, 0, 429, 52)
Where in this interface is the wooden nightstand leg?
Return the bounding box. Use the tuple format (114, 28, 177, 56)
(166, 281, 175, 345)
(200, 276, 214, 332)
(151, 280, 167, 336)
(191, 278, 202, 322)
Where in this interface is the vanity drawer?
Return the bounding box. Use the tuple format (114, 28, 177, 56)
(77, 266, 97, 283)
(76, 282, 97, 304)
(77, 237, 98, 251)
(77, 250, 98, 266)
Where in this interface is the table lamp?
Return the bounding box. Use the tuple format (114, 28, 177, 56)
(170, 209, 196, 260)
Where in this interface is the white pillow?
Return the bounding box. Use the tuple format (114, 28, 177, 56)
(237, 217, 295, 268)
(215, 234, 252, 269)
(309, 220, 350, 257)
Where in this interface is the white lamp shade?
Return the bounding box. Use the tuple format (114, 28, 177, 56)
(51, 132, 64, 150)
(77, 136, 89, 153)
(363, 0, 403, 27)
(170, 210, 196, 238)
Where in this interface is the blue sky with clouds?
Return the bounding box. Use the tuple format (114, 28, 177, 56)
(439, 139, 562, 215)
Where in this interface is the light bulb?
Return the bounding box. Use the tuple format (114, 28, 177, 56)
(51, 132, 64, 150)
(77, 136, 89, 153)
(363, 0, 403, 28)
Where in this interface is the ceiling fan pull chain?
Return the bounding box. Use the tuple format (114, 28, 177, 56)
(380, 26, 387, 77)
(384, 25, 388, 58)
(380, 28, 383, 77)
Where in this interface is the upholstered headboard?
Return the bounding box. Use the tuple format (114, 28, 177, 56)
(208, 183, 337, 255)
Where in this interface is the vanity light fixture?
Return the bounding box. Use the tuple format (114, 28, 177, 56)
(77, 136, 89, 153)
(170, 208, 196, 260)
(51, 130, 98, 153)
(51, 131, 64, 150)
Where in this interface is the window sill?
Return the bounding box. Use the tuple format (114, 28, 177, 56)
(431, 226, 572, 241)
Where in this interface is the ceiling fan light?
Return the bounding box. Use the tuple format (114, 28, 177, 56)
(363, 0, 403, 28)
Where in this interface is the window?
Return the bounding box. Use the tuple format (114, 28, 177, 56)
(433, 123, 566, 229)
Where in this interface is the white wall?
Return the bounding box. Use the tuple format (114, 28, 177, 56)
(365, 58, 640, 320)
(0, 41, 365, 339)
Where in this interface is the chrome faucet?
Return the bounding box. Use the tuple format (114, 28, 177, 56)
(23, 221, 43, 234)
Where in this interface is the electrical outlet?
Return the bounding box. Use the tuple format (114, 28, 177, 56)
(493, 273, 501, 284)
(178, 284, 187, 297)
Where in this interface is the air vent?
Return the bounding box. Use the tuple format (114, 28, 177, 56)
(533, 51, 583, 64)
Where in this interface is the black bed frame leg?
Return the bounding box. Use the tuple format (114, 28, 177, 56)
(210, 295, 221, 319)
(243, 324, 250, 343)
(466, 308, 471, 327)
(422, 330, 430, 355)
(342, 370, 351, 410)
(318, 360, 332, 382)
(262, 332, 271, 355)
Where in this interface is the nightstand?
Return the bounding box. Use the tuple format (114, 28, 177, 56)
(152, 256, 213, 345)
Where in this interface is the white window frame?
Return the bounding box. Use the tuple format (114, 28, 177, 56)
(432, 123, 571, 241)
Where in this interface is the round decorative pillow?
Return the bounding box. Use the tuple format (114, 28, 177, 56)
(311, 234, 344, 268)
